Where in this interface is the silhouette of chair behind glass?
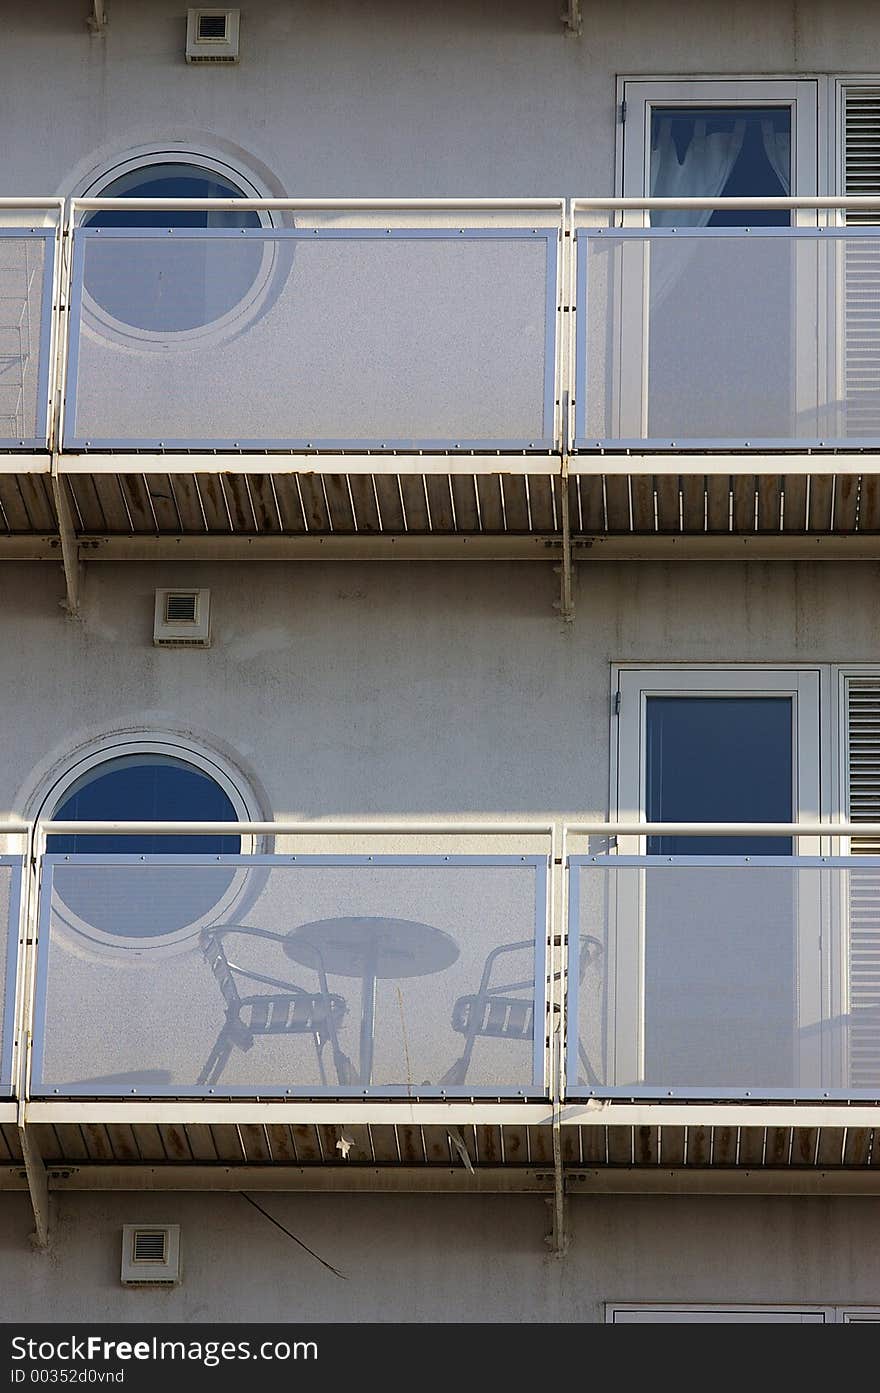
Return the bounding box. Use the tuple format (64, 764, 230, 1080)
(440, 934, 604, 1087)
(197, 925, 354, 1087)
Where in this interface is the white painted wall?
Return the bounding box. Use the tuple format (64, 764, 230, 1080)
(2, 1191, 880, 1321)
(1, 0, 878, 200)
(2, 558, 877, 821)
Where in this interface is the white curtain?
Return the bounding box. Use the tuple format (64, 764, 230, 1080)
(642, 117, 749, 315)
(760, 119, 791, 194)
(650, 117, 748, 226)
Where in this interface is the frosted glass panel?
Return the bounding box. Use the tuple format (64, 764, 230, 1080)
(66, 229, 556, 449)
(576, 229, 880, 449)
(33, 856, 546, 1097)
(0, 233, 51, 447)
(570, 858, 880, 1098)
(0, 860, 22, 1095)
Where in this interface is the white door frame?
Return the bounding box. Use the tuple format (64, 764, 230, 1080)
(609, 665, 823, 1090)
(609, 78, 822, 445)
(619, 78, 820, 209)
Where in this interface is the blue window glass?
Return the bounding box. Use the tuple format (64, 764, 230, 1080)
(84, 164, 260, 231)
(650, 106, 792, 227)
(82, 162, 262, 333)
(643, 695, 796, 1087)
(646, 696, 793, 855)
(48, 754, 240, 855)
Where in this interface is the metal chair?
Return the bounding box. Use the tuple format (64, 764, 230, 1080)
(439, 934, 604, 1087)
(197, 924, 354, 1087)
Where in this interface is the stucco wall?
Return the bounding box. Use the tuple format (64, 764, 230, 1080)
(0, 558, 875, 821)
(2, 1190, 879, 1321)
(0, 0, 878, 199)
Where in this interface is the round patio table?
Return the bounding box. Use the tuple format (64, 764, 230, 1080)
(283, 915, 459, 1085)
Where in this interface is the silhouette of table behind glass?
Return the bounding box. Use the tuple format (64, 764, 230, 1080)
(283, 916, 459, 1086)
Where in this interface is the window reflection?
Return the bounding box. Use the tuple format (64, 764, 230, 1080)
(47, 754, 241, 942)
(645, 696, 794, 855)
(83, 163, 262, 333)
(650, 106, 792, 227)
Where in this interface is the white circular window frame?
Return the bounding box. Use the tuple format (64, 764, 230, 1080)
(35, 734, 269, 962)
(77, 148, 281, 357)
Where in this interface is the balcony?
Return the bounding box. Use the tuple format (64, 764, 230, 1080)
(6, 196, 880, 611)
(32, 846, 548, 1101)
(0, 817, 875, 1212)
(1, 817, 878, 1247)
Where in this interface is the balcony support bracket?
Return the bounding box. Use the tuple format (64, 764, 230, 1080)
(50, 465, 82, 618)
(17, 1118, 50, 1249)
(87, 2, 108, 35)
(553, 455, 575, 623)
(546, 1103, 568, 1256)
(561, 2, 582, 37)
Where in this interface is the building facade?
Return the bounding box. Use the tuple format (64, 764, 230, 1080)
(1, 0, 880, 1322)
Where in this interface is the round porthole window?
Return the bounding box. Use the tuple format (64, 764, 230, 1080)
(46, 749, 250, 953)
(80, 158, 271, 341)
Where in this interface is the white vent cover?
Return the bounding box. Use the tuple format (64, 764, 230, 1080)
(186, 8, 240, 63)
(842, 87, 880, 438)
(846, 676, 880, 1088)
(121, 1225, 181, 1284)
(153, 588, 211, 647)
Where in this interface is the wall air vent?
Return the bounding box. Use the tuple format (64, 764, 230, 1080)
(153, 588, 211, 647)
(121, 1225, 181, 1284)
(186, 8, 240, 63)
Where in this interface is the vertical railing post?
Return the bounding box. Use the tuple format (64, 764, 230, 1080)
(16, 819, 50, 1247)
(546, 819, 568, 1255)
(50, 199, 82, 615)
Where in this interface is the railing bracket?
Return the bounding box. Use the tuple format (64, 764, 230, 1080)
(17, 1121, 50, 1249)
(547, 1093, 568, 1256)
(50, 466, 83, 618)
(87, 2, 108, 35)
(553, 455, 575, 623)
(561, 2, 582, 37)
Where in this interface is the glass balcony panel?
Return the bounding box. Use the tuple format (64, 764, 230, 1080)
(569, 857, 880, 1099)
(576, 228, 880, 450)
(33, 855, 547, 1097)
(0, 858, 22, 1096)
(65, 228, 557, 450)
(0, 231, 53, 448)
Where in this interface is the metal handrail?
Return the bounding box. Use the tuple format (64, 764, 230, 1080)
(571, 195, 880, 210)
(71, 196, 566, 214)
(565, 822, 880, 837)
(0, 199, 65, 211)
(40, 819, 555, 836)
(31, 819, 880, 838)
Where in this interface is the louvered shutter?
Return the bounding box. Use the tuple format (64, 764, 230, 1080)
(843, 87, 880, 438)
(846, 677, 880, 1089)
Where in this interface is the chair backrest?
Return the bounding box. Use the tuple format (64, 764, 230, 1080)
(200, 927, 242, 1016)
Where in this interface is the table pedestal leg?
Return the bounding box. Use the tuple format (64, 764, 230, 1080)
(359, 946, 379, 1086)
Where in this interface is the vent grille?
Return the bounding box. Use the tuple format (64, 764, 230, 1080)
(843, 88, 880, 438)
(154, 588, 211, 646)
(165, 591, 199, 624)
(133, 1230, 167, 1263)
(198, 12, 228, 39)
(121, 1224, 180, 1284)
(186, 9, 239, 63)
(846, 677, 880, 1088)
